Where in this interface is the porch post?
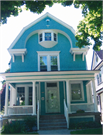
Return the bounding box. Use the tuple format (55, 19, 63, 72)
(5, 81, 9, 116)
(32, 81, 36, 115)
(25, 86, 29, 105)
(92, 79, 98, 112)
(66, 80, 71, 113)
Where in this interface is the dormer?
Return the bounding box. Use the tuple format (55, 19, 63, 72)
(38, 30, 58, 48)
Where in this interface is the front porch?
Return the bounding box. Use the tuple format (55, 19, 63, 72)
(1, 71, 100, 129)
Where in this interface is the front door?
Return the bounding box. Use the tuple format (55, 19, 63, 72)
(46, 82, 60, 113)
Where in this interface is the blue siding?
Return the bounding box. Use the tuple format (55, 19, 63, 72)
(10, 33, 86, 72)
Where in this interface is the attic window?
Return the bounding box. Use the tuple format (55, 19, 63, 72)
(45, 33, 51, 41)
(39, 32, 57, 42)
(39, 31, 58, 48)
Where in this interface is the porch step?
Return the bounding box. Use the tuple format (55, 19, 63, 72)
(39, 114, 67, 130)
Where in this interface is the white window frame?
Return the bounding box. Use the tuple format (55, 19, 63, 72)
(39, 30, 57, 42)
(70, 81, 84, 102)
(37, 51, 60, 71)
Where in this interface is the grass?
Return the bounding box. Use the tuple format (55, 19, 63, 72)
(70, 128, 102, 134)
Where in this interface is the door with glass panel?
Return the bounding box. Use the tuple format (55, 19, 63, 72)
(46, 82, 60, 113)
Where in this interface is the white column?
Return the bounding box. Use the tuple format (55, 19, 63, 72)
(66, 80, 71, 113)
(10, 85, 17, 106)
(92, 79, 98, 112)
(25, 86, 29, 105)
(32, 81, 36, 115)
(5, 82, 9, 116)
(100, 93, 103, 123)
(10, 86, 12, 106)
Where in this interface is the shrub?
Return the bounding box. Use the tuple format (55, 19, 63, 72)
(69, 121, 102, 129)
(24, 116, 36, 132)
(2, 120, 27, 134)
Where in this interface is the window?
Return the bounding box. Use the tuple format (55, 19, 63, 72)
(71, 82, 84, 101)
(47, 82, 57, 87)
(96, 54, 98, 62)
(29, 87, 32, 105)
(45, 33, 51, 41)
(54, 33, 57, 41)
(37, 51, 60, 71)
(40, 56, 47, 71)
(17, 87, 25, 105)
(39, 33, 42, 42)
(39, 32, 57, 42)
(51, 56, 58, 71)
(97, 72, 102, 85)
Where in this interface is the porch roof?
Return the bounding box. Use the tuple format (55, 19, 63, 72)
(0, 70, 100, 83)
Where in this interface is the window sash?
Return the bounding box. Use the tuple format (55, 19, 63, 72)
(45, 33, 51, 41)
(71, 83, 82, 100)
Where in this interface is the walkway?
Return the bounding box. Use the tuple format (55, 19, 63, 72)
(38, 129, 72, 134)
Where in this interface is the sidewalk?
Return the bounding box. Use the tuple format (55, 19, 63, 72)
(38, 129, 72, 134)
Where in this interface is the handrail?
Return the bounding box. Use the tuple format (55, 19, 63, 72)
(64, 99, 69, 128)
(37, 100, 39, 130)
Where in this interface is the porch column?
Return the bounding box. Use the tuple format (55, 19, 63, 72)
(25, 86, 29, 105)
(32, 81, 36, 115)
(92, 79, 98, 112)
(5, 81, 9, 116)
(66, 80, 71, 113)
(100, 93, 103, 124)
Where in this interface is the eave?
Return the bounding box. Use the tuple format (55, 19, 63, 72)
(0, 70, 100, 82)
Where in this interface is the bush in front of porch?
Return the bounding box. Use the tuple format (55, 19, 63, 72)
(1, 116, 37, 134)
(69, 121, 102, 129)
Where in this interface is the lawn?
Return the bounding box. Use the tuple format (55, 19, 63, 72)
(70, 128, 102, 134)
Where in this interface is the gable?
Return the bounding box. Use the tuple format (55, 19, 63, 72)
(8, 13, 77, 50)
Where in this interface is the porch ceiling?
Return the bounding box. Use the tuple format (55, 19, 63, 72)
(0, 70, 100, 83)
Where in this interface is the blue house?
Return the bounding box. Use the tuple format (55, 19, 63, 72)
(1, 13, 100, 129)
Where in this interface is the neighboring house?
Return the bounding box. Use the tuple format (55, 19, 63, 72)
(0, 13, 100, 129)
(91, 50, 103, 123)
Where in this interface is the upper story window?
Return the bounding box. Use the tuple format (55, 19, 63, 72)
(38, 30, 58, 48)
(96, 54, 98, 62)
(39, 32, 57, 42)
(51, 56, 58, 71)
(37, 51, 60, 71)
(39, 33, 42, 42)
(40, 56, 47, 71)
(97, 72, 102, 85)
(45, 33, 51, 41)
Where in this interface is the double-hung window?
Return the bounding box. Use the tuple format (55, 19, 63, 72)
(50, 56, 58, 71)
(40, 56, 47, 71)
(37, 51, 60, 71)
(70, 81, 84, 101)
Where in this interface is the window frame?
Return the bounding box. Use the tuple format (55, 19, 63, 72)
(39, 31, 57, 42)
(37, 51, 60, 71)
(70, 81, 84, 102)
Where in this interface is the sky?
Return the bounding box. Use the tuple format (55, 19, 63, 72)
(0, 3, 102, 89)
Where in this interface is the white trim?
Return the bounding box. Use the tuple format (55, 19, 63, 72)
(37, 51, 60, 71)
(22, 54, 24, 62)
(73, 53, 75, 61)
(13, 55, 15, 62)
(8, 49, 27, 55)
(8, 12, 75, 50)
(82, 53, 84, 61)
(1, 70, 100, 77)
(70, 81, 84, 102)
(70, 48, 89, 55)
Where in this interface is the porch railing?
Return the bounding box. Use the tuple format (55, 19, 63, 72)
(71, 103, 95, 112)
(64, 99, 69, 128)
(8, 106, 33, 115)
(37, 100, 39, 130)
